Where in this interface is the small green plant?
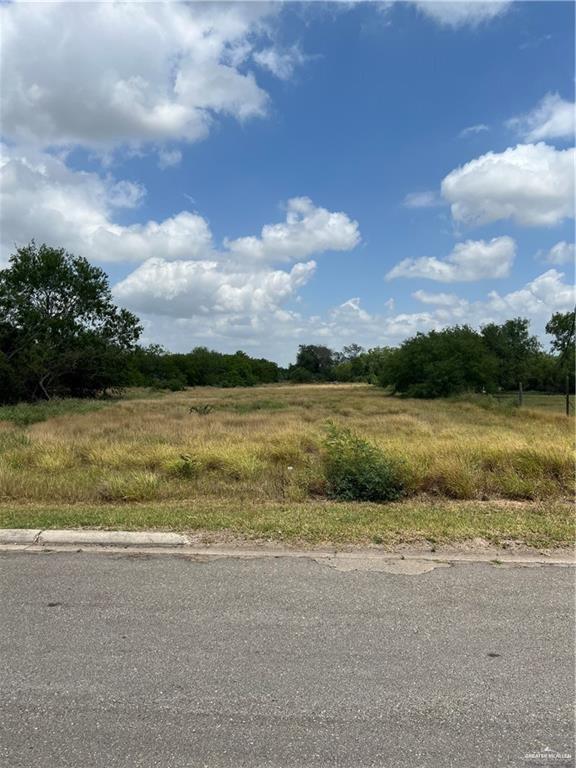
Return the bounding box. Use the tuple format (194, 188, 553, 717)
(189, 404, 214, 416)
(169, 454, 199, 479)
(323, 423, 404, 502)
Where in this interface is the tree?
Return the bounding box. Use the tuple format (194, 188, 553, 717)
(341, 344, 364, 360)
(481, 318, 541, 390)
(546, 310, 575, 390)
(0, 242, 142, 400)
(293, 344, 335, 380)
(546, 310, 575, 361)
(380, 326, 498, 398)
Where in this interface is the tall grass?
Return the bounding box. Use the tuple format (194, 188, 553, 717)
(0, 399, 107, 427)
(0, 384, 573, 506)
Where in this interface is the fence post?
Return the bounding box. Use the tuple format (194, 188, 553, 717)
(518, 381, 523, 407)
(566, 375, 570, 417)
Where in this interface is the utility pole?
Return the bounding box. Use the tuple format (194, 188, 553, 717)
(518, 381, 523, 407)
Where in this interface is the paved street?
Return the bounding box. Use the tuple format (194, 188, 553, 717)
(0, 551, 574, 768)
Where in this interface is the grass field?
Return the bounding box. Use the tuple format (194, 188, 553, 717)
(0, 384, 573, 547)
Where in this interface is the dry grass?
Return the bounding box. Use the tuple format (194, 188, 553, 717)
(0, 384, 573, 545)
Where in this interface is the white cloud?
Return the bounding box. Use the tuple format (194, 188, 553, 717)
(253, 46, 308, 80)
(0, 144, 362, 355)
(403, 190, 443, 209)
(441, 143, 575, 227)
(485, 269, 574, 319)
(386, 236, 516, 282)
(507, 93, 575, 142)
(0, 148, 214, 264)
(384, 298, 395, 312)
(539, 241, 575, 266)
(157, 149, 183, 170)
(412, 290, 464, 307)
(331, 297, 372, 323)
(121, 268, 575, 364)
(311, 270, 573, 359)
(114, 259, 316, 319)
(1, 148, 360, 270)
(0, 2, 289, 153)
(225, 197, 361, 263)
(410, 2, 512, 28)
(459, 123, 489, 138)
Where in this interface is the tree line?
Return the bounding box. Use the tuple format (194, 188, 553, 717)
(291, 314, 574, 397)
(0, 243, 573, 403)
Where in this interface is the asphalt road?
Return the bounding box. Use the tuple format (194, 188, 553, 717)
(0, 551, 574, 768)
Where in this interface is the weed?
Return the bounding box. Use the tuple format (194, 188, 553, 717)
(323, 423, 404, 502)
(189, 404, 214, 415)
(166, 454, 199, 479)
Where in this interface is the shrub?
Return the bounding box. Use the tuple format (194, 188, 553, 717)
(166, 454, 199, 479)
(323, 424, 403, 502)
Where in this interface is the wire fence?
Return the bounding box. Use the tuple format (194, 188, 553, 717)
(491, 390, 574, 416)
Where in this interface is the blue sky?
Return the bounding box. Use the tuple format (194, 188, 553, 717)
(1, 1, 574, 363)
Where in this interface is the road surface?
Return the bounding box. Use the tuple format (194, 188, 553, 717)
(0, 550, 573, 767)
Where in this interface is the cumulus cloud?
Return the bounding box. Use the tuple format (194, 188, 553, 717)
(225, 197, 360, 263)
(539, 241, 575, 266)
(316, 270, 573, 357)
(0, 143, 363, 353)
(114, 259, 316, 319)
(0, 2, 289, 153)
(485, 269, 575, 319)
(0, 148, 214, 264)
(507, 93, 575, 142)
(123, 267, 575, 364)
(386, 236, 516, 282)
(0, 148, 360, 270)
(441, 143, 575, 227)
(410, 1, 511, 28)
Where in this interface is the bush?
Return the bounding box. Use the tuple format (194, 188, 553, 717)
(323, 424, 403, 502)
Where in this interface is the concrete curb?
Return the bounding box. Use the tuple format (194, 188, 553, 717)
(0, 529, 42, 545)
(0, 528, 574, 566)
(0, 528, 188, 548)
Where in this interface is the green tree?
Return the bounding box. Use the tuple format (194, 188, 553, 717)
(380, 326, 498, 398)
(293, 344, 335, 380)
(0, 242, 141, 400)
(545, 310, 575, 390)
(481, 318, 541, 390)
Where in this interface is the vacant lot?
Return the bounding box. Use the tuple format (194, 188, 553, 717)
(0, 385, 573, 547)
